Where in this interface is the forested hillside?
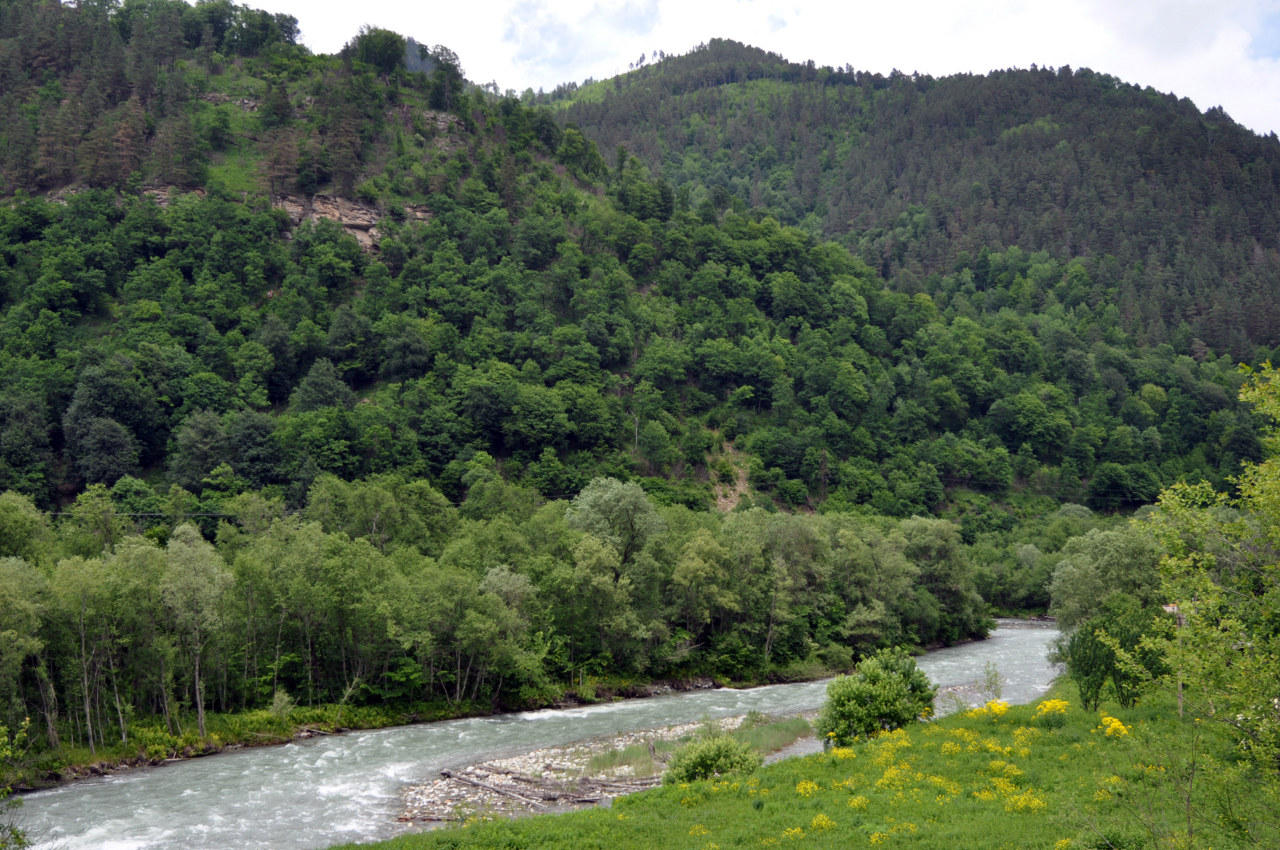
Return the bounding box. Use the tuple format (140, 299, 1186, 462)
(551, 40, 1280, 356)
(0, 0, 1273, 773)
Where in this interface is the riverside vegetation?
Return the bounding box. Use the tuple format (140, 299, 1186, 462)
(1, 0, 1279, 844)
(341, 687, 1280, 849)
(340, 366, 1280, 847)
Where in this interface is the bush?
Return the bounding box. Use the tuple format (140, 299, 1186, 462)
(815, 648, 936, 745)
(663, 735, 761, 784)
(1060, 594, 1167, 711)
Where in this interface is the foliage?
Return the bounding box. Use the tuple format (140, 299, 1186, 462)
(1058, 595, 1167, 711)
(347, 27, 405, 77)
(0, 482, 998, 766)
(0, 720, 27, 849)
(1140, 363, 1280, 774)
(663, 733, 761, 784)
(816, 648, 936, 745)
(1047, 529, 1164, 628)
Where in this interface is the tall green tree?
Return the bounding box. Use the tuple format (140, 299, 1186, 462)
(161, 524, 231, 738)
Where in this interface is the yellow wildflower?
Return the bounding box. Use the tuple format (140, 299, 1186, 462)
(1098, 716, 1130, 737)
(1004, 788, 1047, 812)
(810, 813, 836, 832)
(1033, 698, 1070, 719)
(966, 699, 1010, 720)
(926, 774, 962, 797)
(1012, 726, 1040, 748)
(796, 779, 820, 797)
(690, 824, 710, 836)
(848, 795, 869, 810)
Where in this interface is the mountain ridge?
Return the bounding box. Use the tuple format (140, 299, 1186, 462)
(551, 39, 1280, 354)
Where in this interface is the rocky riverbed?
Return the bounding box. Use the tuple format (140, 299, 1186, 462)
(397, 679, 996, 826)
(399, 714, 819, 824)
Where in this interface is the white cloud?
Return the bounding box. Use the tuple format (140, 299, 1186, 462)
(240, 0, 1280, 134)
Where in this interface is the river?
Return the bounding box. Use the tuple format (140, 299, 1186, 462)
(17, 619, 1059, 850)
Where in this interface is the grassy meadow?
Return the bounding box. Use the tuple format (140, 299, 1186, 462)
(336, 685, 1280, 849)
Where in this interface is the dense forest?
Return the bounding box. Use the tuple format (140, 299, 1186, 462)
(550, 40, 1280, 357)
(0, 0, 1275, 769)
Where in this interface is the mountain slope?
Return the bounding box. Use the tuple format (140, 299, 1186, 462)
(553, 40, 1280, 355)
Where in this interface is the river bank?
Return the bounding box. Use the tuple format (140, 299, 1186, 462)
(17, 622, 1061, 850)
(19, 619, 1049, 794)
(10, 676, 730, 793)
(343, 681, 1280, 850)
(395, 671, 1007, 826)
(399, 715, 759, 824)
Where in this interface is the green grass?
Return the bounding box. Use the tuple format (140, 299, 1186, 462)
(585, 739, 679, 777)
(334, 684, 1280, 849)
(205, 144, 262, 195)
(733, 714, 813, 755)
(583, 714, 813, 779)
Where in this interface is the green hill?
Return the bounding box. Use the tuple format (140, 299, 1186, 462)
(551, 39, 1280, 356)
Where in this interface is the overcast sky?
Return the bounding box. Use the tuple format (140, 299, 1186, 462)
(245, 0, 1280, 137)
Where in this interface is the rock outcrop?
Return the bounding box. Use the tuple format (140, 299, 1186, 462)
(271, 193, 431, 249)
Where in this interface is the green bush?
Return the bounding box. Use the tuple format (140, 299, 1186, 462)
(815, 647, 937, 745)
(662, 735, 761, 784)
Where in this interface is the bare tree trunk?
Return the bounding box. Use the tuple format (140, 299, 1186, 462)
(36, 661, 60, 749)
(79, 626, 95, 755)
(194, 648, 207, 739)
(108, 654, 128, 744)
(160, 653, 179, 736)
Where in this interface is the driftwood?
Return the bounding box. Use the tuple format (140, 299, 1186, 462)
(435, 766, 662, 810)
(440, 769, 548, 809)
(401, 719, 738, 823)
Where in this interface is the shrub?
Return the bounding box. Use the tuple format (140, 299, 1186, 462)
(815, 648, 937, 745)
(663, 735, 762, 784)
(270, 689, 296, 718)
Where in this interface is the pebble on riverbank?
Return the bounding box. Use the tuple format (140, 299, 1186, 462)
(399, 716, 753, 823)
(397, 680, 1000, 825)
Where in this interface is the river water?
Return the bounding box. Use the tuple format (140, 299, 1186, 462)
(18, 619, 1059, 850)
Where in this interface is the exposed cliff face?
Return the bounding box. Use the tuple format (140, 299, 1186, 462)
(270, 194, 431, 249)
(135, 186, 429, 250)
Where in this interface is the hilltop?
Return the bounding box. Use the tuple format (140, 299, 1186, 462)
(550, 39, 1280, 356)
